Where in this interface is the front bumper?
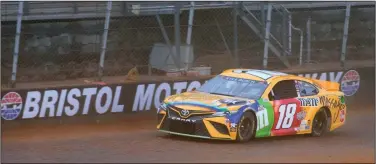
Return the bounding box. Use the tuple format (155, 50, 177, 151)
(158, 130, 233, 140)
(157, 109, 237, 140)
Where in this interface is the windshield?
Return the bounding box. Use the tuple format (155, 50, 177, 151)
(196, 75, 268, 99)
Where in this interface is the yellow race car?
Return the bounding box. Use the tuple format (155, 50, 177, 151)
(157, 69, 347, 142)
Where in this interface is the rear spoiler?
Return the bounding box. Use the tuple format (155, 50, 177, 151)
(309, 79, 340, 91)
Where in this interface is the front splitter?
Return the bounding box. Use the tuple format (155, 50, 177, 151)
(158, 130, 233, 141)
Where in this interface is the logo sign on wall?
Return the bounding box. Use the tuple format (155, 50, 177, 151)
(1, 86, 126, 121)
(0, 81, 203, 121)
(1, 92, 23, 120)
(340, 70, 360, 96)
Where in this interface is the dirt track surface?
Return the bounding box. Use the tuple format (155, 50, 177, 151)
(2, 108, 374, 163)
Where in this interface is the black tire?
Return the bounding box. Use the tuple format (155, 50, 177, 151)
(310, 108, 329, 137)
(236, 112, 257, 142)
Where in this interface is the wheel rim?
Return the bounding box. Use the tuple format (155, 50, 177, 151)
(239, 118, 252, 139)
(313, 111, 326, 134)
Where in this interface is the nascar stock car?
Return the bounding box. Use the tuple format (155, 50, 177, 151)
(157, 69, 347, 142)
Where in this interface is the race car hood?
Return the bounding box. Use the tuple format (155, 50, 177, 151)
(163, 91, 256, 112)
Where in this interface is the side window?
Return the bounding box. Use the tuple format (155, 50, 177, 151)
(297, 81, 319, 97)
(269, 80, 298, 101)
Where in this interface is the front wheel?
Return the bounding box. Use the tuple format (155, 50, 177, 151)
(310, 108, 329, 137)
(236, 112, 256, 142)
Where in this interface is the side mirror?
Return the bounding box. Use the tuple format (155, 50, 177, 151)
(301, 89, 307, 94)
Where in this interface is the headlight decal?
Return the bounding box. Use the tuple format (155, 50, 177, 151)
(157, 103, 168, 113)
(167, 101, 228, 112)
(212, 112, 226, 117)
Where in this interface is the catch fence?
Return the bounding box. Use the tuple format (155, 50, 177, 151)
(1, 1, 374, 88)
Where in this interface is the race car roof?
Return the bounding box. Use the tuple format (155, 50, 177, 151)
(220, 69, 289, 81)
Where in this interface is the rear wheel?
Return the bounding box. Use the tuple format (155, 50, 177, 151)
(236, 112, 256, 142)
(310, 108, 329, 137)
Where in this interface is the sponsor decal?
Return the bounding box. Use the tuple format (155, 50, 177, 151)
(1, 92, 23, 120)
(211, 100, 222, 106)
(225, 118, 233, 131)
(270, 99, 303, 136)
(170, 116, 196, 123)
(218, 99, 247, 106)
(219, 99, 238, 105)
(225, 118, 230, 124)
(256, 109, 269, 130)
(275, 103, 297, 130)
(2, 86, 125, 120)
(180, 109, 190, 117)
(296, 111, 307, 121)
(222, 76, 262, 84)
(339, 96, 345, 104)
(255, 100, 274, 137)
(319, 96, 345, 109)
(261, 98, 268, 102)
(257, 105, 266, 111)
(339, 110, 345, 122)
(230, 123, 237, 132)
(340, 70, 360, 96)
(297, 98, 319, 107)
(233, 69, 287, 80)
(230, 128, 236, 132)
(295, 120, 310, 131)
(179, 93, 218, 100)
(132, 81, 201, 112)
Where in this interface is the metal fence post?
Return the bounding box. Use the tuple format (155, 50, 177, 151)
(340, 3, 352, 67)
(299, 31, 304, 65)
(185, 1, 195, 70)
(98, 1, 112, 81)
(233, 2, 239, 67)
(174, 3, 182, 70)
(260, 2, 265, 36)
(306, 17, 311, 63)
(215, 18, 232, 59)
(262, 3, 272, 68)
(10, 1, 24, 88)
(282, 10, 288, 56)
(156, 15, 179, 70)
(288, 14, 292, 56)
